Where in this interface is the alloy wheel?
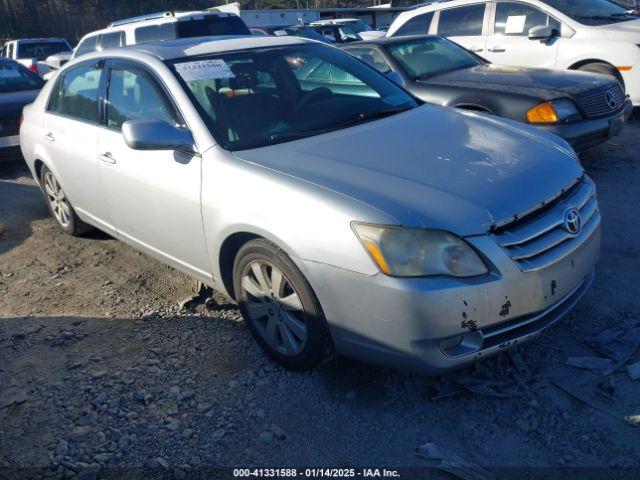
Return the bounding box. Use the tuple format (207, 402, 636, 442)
(241, 260, 308, 356)
(43, 171, 71, 228)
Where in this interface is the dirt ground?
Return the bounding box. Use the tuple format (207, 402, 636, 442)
(1, 116, 640, 480)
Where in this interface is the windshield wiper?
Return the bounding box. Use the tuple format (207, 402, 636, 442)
(333, 105, 414, 128)
(575, 14, 625, 21)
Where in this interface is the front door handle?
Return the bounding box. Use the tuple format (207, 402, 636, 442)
(44, 132, 55, 142)
(469, 45, 484, 52)
(487, 46, 506, 53)
(99, 152, 117, 164)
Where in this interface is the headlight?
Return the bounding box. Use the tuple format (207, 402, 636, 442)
(352, 223, 488, 277)
(526, 99, 581, 124)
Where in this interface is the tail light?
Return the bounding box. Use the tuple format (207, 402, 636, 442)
(28, 64, 38, 74)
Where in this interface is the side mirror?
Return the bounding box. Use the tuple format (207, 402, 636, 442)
(386, 70, 405, 88)
(528, 25, 555, 41)
(123, 118, 196, 154)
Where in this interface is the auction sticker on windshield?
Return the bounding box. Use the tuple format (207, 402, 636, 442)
(175, 59, 235, 81)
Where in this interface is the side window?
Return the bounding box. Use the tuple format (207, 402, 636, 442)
(437, 4, 487, 37)
(346, 48, 391, 73)
(494, 2, 561, 36)
(393, 12, 435, 36)
(49, 64, 102, 123)
(75, 36, 99, 57)
(106, 66, 178, 130)
(99, 31, 125, 50)
(134, 23, 177, 44)
(330, 65, 366, 84)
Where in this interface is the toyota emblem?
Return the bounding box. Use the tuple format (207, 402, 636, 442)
(605, 90, 617, 110)
(563, 208, 582, 235)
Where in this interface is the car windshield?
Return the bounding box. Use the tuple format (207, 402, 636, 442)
(386, 37, 483, 80)
(543, 0, 638, 24)
(170, 43, 417, 151)
(0, 61, 44, 92)
(342, 20, 374, 33)
(16, 41, 70, 61)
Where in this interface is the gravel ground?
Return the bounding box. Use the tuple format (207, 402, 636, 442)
(1, 115, 640, 480)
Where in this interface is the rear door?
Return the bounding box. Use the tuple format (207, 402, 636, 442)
(435, 3, 489, 56)
(96, 60, 210, 278)
(485, 1, 561, 68)
(42, 61, 111, 230)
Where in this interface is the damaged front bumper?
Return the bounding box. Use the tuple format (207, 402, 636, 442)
(299, 211, 600, 374)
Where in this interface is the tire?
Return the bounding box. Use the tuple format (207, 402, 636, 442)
(40, 165, 93, 236)
(577, 62, 625, 93)
(232, 238, 333, 371)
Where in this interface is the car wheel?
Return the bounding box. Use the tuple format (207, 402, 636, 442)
(40, 166, 92, 236)
(233, 238, 333, 371)
(577, 62, 625, 93)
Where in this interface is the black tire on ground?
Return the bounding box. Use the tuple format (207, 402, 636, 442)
(232, 238, 334, 371)
(40, 165, 93, 236)
(577, 62, 625, 92)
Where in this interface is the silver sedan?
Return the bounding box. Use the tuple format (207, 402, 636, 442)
(20, 36, 600, 373)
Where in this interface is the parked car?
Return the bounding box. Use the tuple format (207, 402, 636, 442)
(309, 24, 363, 44)
(73, 9, 250, 59)
(1, 38, 72, 76)
(386, 0, 640, 107)
(0, 58, 43, 162)
(249, 25, 331, 43)
(342, 35, 633, 150)
(310, 18, 386, 40)
(21, 36, 600, 373)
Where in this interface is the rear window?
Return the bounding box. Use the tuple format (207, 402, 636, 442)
(75, 36, 99, 57)
(135, 16, 250, 44)
(0, 60, 44, 93)
(437, 4, 487, 37)
(16, 41, 70, 61)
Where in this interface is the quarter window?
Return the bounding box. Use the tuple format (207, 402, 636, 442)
(393, 12, 435, 36)
(106, 66, 177, 130)
(49, 63, 102, 123)
(437, 4, 487, 37)
(75, 36, 99, 57)
(494, 2, 561, 36)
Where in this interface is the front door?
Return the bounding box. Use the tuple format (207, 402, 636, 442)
(97, 61, 210, 280)
(484, 1, 561, 68)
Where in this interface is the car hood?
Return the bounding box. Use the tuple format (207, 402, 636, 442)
(419, 65, 616, 100)
(233, 105, 583, 236)
(595, 18, 640, 41)
(0, 89, 41, 118)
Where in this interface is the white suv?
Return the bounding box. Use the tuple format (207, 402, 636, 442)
(387, 0, 640, 106)
(73, 9, 250, 59)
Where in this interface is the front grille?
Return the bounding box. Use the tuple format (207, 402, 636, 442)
(0, 117, 19, 137)
(576, 85, 625, 118)
(492, 178, 600, 272)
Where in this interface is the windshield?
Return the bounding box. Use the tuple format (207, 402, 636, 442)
(543, 0, 638, 24)
(16, 41, 70, 61)
(0, 61, 44, 92)
(386, 37, 483, 80)
(170, 43, 417, 150)
(341, 20, 374, 33)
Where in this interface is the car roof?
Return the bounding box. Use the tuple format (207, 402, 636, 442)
(124, 35, 313, 61)
(342, 34, 441, 47)
(11, 38, 68, 43)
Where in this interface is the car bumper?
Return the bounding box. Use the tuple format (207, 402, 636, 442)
(537, 98, 633, 151)
(299, 215, 600, 374)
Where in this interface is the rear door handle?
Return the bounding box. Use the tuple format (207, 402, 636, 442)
(99, 152, 117, 164)
(469, 45, 484, 52)
(44, 132, 55, 142)
(487, 46, 506, 53)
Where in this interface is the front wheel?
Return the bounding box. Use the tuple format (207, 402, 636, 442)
(40, 166, 92, 236)
(233, 239, 333, 371)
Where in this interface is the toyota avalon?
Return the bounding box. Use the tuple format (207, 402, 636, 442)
(20, 36, 600, 373)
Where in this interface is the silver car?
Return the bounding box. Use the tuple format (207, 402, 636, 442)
(20, 36, 600, 373)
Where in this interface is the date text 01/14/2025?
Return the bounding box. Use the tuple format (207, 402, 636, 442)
(233, 468, 401, 478)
